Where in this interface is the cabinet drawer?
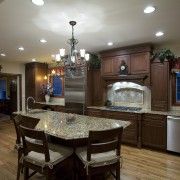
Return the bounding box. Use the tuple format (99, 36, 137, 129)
(143, 114, 166, 123)
(103, 110, 138, 120)
(87, 109, 102, 118)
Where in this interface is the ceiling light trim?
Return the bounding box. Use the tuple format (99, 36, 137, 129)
(144, 6, 155, 14)
(32, 0, 44, 6)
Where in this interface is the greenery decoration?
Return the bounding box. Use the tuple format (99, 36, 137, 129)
(89, 54, 101, 70)
(150, 48, 178, 63)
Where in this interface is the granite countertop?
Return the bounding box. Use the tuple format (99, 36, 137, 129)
(36, 102, 65, 106)
(87, 106, 180, 116)
(14, 109, 130, 140)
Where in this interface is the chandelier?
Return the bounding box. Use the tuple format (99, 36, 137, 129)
(55, 21, 90, 68)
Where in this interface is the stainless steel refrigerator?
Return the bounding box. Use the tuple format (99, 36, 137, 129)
(64, 66, 87, 115)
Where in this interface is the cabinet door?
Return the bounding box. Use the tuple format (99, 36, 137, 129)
(25, 62, 47, 103)
(92, 69, 102, 105)
(113, 55, 130, 75)
(131, 52, 150, 74)
(151, 60, 169, 111)
(142, 114, 167, 150)
(101, 57, 113, 75)
(55, 105, 65, 112)
(87, 108, 102, 118)
(103, 110, 138, 145)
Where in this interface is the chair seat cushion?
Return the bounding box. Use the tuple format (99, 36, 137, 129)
(22, 144, 73, 169)
(76, 147, 121, 168)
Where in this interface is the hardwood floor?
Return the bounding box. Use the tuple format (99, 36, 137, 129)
(0, 119, 180, 180)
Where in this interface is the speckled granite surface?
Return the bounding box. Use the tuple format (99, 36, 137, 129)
(36, 101, 64, 106)
(14, 109, 130, 140)
(87, 106, 180, 116)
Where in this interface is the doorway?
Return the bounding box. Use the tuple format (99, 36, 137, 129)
(0, 73, 22, 117)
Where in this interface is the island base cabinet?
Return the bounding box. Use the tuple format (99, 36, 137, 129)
(142, 114, 167, 150)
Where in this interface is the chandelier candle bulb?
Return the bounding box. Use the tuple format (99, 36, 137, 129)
(60, 49, 65, 57)
(56, 54, 61, 62)
(85, 53, 90, 61)
(80, 49, 85, 57)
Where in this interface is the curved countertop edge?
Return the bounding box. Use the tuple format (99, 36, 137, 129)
(87, 106, 180, 116)
(13, 109, 131, 140)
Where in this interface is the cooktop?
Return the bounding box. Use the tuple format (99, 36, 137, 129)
(106, 106, 142, 112)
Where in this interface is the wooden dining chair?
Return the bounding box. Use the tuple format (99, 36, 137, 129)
(75, 127, 123, 180)
(12, 114, 24, 180)
(12, 115, 41, 180)
(19, 125, 73, 180)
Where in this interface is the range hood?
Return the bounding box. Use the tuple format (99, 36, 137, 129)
(101, 74, 148, 86)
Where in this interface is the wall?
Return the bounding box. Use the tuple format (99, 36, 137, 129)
(154, 43, 180, 57)
(0, 61, 25, 111)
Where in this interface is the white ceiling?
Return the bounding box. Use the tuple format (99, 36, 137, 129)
(0, 0, 180, 64)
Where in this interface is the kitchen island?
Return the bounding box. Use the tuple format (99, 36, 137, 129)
(13, 109, 130, 141)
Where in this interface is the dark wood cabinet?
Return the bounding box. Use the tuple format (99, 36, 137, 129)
(102, 110, 139, 146)
(55, 105, 65, 112)
(100, 44, 151, 86)
(151, 59, 170, 111)
(130, 52, 150, 74)
(0, 99, 10, 114)
(87, 108, 102, 117)
(35, 102, 65, 112)
(113, 55, 130, 75)
(142, 114, 167, 150)
(87, 108, 140, 146)
(101, 57, 113, 75)
(92, 69, 102, 106)
(25, 62, 47, 106)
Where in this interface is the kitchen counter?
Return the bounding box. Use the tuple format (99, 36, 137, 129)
(36, 101, 65, 106)
(87, 106, 180, 116)
(14, 109, 130, 140)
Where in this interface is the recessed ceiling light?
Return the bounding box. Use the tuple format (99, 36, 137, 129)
(107, 42, 113, 46)
(144, 6, 155, 14)
(32, 58, 36, 62)
(40, 39, 47, 43)
(156, 31, 164, 37)
(51, 54, 55, 58)
(19, 46, 24, 51)
(0, 53, 6, 56)
(32, 0, 44, 6)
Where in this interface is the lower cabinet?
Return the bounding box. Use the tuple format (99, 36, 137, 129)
(87, 108, 102, 117)
(35, 103, 65, 112)
(103, 110, 139, 146)
(142, 114, 167, 150)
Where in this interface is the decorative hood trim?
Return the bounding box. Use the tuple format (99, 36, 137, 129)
(101, 74, 148, 86)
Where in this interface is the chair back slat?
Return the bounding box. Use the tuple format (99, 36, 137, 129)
(90, 140, 119, 154)
(12, 115, 23, 145)
(87, 127, 123, 161)
(20, 125, 50, 162)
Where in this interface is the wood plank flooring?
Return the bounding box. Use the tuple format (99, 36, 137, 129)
(0, 119, 180, 180)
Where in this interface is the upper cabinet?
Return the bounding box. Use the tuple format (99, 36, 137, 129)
(113, 55, 130, 75)
(25, 62, 47, 105)
(101, 57, 114, 75)
(131, 52, 150, 74)
(151, 59, 170, 111)
(100, 44, 152, 86)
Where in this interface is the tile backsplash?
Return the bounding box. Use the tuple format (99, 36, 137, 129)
(107, 82, 151, 109)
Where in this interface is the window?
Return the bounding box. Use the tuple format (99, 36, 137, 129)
(52, 75, 64, 97)
(172, 72, 180, 106)
(48, 66, 64, 97)
(176, 73, 180, 101)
